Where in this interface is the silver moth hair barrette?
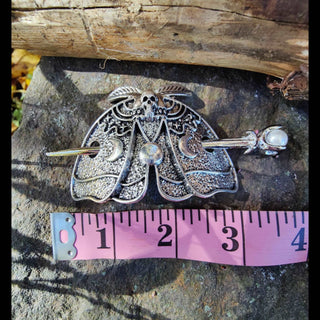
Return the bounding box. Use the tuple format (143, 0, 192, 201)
(46, 85, 288, 204)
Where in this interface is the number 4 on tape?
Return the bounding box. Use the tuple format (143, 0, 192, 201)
(50, 210, 308, 266)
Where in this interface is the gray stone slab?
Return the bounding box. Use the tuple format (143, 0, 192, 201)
(12, 57, 308, 319)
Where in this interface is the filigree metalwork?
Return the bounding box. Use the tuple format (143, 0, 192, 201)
(46, 85, 288, 204)
(70, 85, 238, 203)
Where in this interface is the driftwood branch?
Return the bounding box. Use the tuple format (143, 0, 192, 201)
(12, 0, 308, 78)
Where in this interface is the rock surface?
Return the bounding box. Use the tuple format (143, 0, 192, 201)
(12, 57, 308, 319)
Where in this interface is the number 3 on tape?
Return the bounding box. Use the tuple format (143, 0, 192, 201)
(50, 210, 308, 266)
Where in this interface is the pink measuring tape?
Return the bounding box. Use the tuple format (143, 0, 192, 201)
(50, 209, 308, 266)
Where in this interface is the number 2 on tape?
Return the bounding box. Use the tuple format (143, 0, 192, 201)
(50, 210, 308, 266)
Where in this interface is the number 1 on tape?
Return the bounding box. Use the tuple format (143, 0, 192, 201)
(50, 210, 308, 266)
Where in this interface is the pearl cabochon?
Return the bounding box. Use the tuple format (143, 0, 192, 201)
(265, 129, 288, 147)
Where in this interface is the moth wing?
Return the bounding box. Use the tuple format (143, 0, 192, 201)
(154, 121, 193, 201)
(111, 122, 150, 203)
(71, 96, 149, 203)
(155, 97, 238, 201)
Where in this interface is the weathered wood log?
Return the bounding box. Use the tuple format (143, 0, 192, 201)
(12, 0, 308, 78)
